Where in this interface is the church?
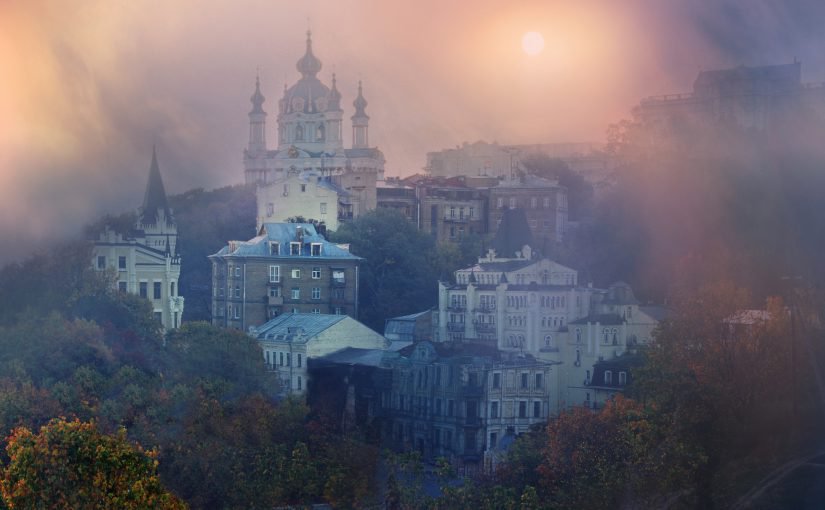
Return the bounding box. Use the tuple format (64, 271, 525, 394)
(245, 32, 385, 226)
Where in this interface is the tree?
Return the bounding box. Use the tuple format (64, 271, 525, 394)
(1, 418, 185, 509)
(520, 153, 593, 220)
(330, 208, 440, 331)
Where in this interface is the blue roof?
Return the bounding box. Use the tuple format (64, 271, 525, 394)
(210, 222, 361, 260)
(253, 313, 348, 343)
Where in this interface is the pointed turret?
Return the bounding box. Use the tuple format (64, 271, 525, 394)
(327, 73, 342, 111)
(248, 73, 267, 153)
(351, 81, 370, 148)
(140, 146, 172, 225)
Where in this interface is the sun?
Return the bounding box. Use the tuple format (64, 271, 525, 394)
(522, 31, 545, 56)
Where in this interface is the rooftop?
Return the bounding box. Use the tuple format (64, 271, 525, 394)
(252, 313, 348, 343)
(210, 222, 361, 260)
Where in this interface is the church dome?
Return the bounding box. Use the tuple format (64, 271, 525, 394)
(282, 31, 331, 114)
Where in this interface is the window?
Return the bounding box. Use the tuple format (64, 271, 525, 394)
(311, 267, 321, 279)
(118, 281, 127, 292)
(604, 370, 613, 385)
(233, 307, 240, 319)
(311, 287, 321, 300)
(533, 401, 541, 418)
(521, 373, 528, 389)
(490, 401, 499, 419)
(544, 335, 553, 348)
(154, 311, 162, 323)
(490, 432, 498, 449)
(234, 285, 240, 298)
(519, 401, 527, 418)
(96, 256, 106, 269)
(170, 282, 176, 296)
(492, 373, 501, 389)
(291, 288, 300, 299)
(266, 203, 274, 216)
(311, 243, 322, 256)
(297, 376, 302, 390)
(291, 269, 301, 279)
(118, 256, 126, 270)
(497, 197, 503, 209)
(300, 184, 306, 192)
(269, 265, 280, 283)
(619, 371, 627, 386)
(286, 353, 291, 366)
(531, 197, 537, 208)
(279, 353, 284, 366)
(334, 307, 343, 315)
(153, 282, 162, 300)
(450, 206, 456, 218)
(469, 206, 474, 218)
(312, 308, 320, 314)
(320, 202, 327, 214)
(269, 242, 279, 255)
(235, 267, 241, 277)
(509, 197, 516, 208)
(332, 270, 345, 284)
(543, 197, 550, 208)
(139, 282, 148, 298)
(297, 354, 302, 367)
(575, 328, 582, 343)
(290, 242, 300, 255)
(535, 373, 543, 388)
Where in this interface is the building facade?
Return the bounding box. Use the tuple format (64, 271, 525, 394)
(252, 313, 388, 395)
(92, 148, 184, 330)
(255, 170, 344, 231)
(244, 32, 385, 223)
(210, 222, 360, 330)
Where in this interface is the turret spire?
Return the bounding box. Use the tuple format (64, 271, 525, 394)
(250, 72, 266, 114)
(140, 146, 172, 225)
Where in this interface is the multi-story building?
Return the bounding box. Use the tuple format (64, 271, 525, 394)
(418, 183, 489, 244)
(244, 32, 384, 222)
(488, 175, 568, 249)
(255, 170, 344, 231)
(209, 222, 360, 330)
(251, 313, 387, 395)
(92, 148, 184, 330)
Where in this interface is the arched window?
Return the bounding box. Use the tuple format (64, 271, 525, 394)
(544, 335, 553, 348)
(295, 124, 304, 141)
(612, 328, 618, 345)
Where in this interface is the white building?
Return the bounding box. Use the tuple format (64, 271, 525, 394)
(251, 313, 388, 395)
(244, 31, 385, 223)
(436, 249, 664, 411)
(92, 149, 184, 330)
(255, 170, 344, 231)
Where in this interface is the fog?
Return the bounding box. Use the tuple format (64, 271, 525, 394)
(1, 0, 824, 263)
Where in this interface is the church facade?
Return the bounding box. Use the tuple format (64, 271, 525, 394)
(244, 32, 385, 224)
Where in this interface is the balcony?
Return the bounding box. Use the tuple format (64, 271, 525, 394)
(446, 305, 466, 312)
(474, 323, 496, 333)
(474, 306, 495, 313)
(267, 295, 284, 306)
(447, 323, 465, 332)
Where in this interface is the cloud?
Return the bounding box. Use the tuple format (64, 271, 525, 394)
(0, 0, 823, 264)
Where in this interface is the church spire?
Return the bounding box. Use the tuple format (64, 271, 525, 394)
(140, 146, 172, 225)
(248, 73, 267, 153)
(351, 81, 370, 148)
(296, 30, 322, 78)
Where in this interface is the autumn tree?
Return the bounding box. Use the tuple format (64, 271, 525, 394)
(1, 418, 185, 509)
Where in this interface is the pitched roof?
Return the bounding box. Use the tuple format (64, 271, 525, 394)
(491, 208, 533, 258)
(313, 347, 388, 367)
(253, 313, 348, 343)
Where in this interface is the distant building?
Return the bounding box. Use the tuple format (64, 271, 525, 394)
(244, 31, 384, 222)
(92, 148, 184, 330)
(252, 313, 388, 395)
(632, 62, 825, 139)
(209, 222, 360, 330)
(384, 310, 433, 346)
(488, 175, 567, 248)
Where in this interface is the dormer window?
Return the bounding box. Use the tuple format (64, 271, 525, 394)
(290, 242, 300, 255)
(619, 371, 627, 386)
(604, 370, 613, 385)
(269, 242, 280, 255)
(311, 243, 322, 256)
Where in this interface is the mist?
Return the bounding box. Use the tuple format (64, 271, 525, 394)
(1, 0, 825, 264)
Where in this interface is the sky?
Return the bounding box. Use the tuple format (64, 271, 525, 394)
(1, 0, 824, 262)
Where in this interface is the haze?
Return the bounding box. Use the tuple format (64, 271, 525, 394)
(1, 0, 824, 263)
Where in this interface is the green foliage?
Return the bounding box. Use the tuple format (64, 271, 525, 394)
(168, 185, 256, 322)
(1, 418, 185, 509)
(331, 208, 441, 330)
